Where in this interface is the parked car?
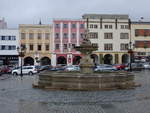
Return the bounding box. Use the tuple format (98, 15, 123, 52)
(65, 65, 80, 71)
(125, 63, 144, 71)
(49, 66, 66, 71)
(0, 68, 3, 76)
(0, 66, 12, 73)
(38, 65, 52, 71)
(143, 62, 150, 69)
(12, 66, 38, 76)
(113, 64, 126, 70)
(94, 65, 117, 72)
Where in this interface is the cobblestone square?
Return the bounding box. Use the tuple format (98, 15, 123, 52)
(0, 71, 150, 113)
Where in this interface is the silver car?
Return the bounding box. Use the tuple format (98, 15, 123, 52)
(94, 65, 117, 72)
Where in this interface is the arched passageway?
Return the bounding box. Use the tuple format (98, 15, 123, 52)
(57, 56, 67, 65)
(40, 57, 51, 65)
(104, 54, 113, 64)
(24, 57, 34, 66)
(122, 54, 129, 64)
(73, 56, 81, 65)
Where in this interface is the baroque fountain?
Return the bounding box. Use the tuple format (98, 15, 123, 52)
(33, 20, 137, 91)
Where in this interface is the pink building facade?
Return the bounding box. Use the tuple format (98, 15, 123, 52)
(51, 19, 85, 66)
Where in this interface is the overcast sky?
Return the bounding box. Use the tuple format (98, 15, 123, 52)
(0, 0, 150, 28)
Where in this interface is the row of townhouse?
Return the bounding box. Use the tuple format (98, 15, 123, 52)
(1, 14, 150, 66)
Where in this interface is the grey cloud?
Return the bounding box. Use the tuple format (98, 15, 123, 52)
(0, 0, 150, 28)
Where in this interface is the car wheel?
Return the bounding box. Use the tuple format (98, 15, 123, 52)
(13, 72, 18, 76)
(28, 72, 33, 76)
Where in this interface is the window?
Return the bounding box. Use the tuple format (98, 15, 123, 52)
(135, 29, 150, 37)
(21, 33, 25, 39)
(104, 25, 109, 29)
(72, 44, 76, 49)
(55, 33, 59, 38)
(45, 44, 49, 51)
(63, 33, 68, 38)
(90, 24, 93, 28)
(21, 44, 26, 49)
(90, 24, 98, 28)
(120, 43, 128, 50)
(120, 33, 129, 39)
(80, 24, 84, 29)
(63, 44, 67, 49)
(8, 46, 12, 50)
(1, 36, 5, 40)
(121, 25, 129, 29)
(63, 24, 68, 28)
(71, 24, 76, 28)
(105, 25, 112, 29)
(45, 33, 50, 39)
(38, 45, 41, 51)
(29, 33, 34, 39)
(125, 25, 129, 29)
(104, 33, 113, 39)
(109, 25, 112, 29)
(55, 24, 60, 28)
(72, 33, 76, 38)
(8, 36, 11, 40)
(55, 44, 59, 49)
(1, 45, 6, 50)
(29, 44, 33, 51)
(94, 25, 98, 28)
(104, 44, 113, 50)
(38, 33, 42, 39)
(12, 36, 16, 40)
(89, 32, 98, 39)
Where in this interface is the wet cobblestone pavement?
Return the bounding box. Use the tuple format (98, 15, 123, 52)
(0, 70, 150, 113)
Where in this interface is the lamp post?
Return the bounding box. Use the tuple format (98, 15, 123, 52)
(17, 46, 26, 79)
(144, 41, 147, 57)
(34, 52, 40, 66)
(128, 42, 135, 72)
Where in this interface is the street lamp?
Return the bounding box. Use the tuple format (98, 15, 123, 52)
(128, 42, 134, 72)
(34, 52, 40, 66)
(144, 41, 148, 56)
(17, 46, 26, 79)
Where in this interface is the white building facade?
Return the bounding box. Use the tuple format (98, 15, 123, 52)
(82, 14, 130, 64)
(0, 29, 19, 66)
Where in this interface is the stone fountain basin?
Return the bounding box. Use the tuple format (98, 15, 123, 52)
(33, 71, 138, 91)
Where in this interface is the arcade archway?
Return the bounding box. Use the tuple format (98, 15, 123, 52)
(57, 56, 67, 65)
(104, 54, 113, 64)
(122, 54, 129, 64)
(40, 57, 51, 65)
(24, 57, 34, 66)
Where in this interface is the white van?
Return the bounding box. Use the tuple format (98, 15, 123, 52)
(12, 66, 37, 76)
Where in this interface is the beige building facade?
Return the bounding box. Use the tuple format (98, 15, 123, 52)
(82, 14, 130, 64)
(19, 24, 52, 66)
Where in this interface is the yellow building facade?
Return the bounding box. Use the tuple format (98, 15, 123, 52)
(19, 24, 52, 66)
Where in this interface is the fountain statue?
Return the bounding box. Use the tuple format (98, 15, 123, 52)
(33, 19, 137, 90)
